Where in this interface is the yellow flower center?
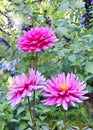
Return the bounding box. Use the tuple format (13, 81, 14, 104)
(60, 84, 68, 91)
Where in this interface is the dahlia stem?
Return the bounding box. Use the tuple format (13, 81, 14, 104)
(33, 52, 38, 129)
(33, 52, 38, 110)
(27, 97, 36, 130)
(34, 52, 38, 71)
(33, 90, 36, 114)
(64, 110, 66, 130)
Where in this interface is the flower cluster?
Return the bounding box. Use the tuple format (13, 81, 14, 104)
(80, 0, 93, 29)
(7, 26, 88, 111)
(0, 58, 20, 75)
(7, 69, 45, 108)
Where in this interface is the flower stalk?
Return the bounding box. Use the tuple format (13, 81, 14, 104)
(27, 97, 36, 130)
(64, 110, 66, 130)
(33, 52, 38, 129)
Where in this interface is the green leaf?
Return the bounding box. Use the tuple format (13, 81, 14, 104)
(17, 107, 25, 115)
(68, 55, 76, 62)
(85, 62, 93, 74)
(9, 119, 18, 123)
(68, 24, 79, 31)
(58, 50, 65, 57)
(73, 120, 85, 129)
(56, 27, 68, 36)
(74, 2, 85, 8)
(41, 126, 49, 130)
(37, 15, 45, 21)
(19, 122, 28, 130)
(0, 122, 5, 130)
(60, 2, 69, 12)
(39, 116, 47, 121)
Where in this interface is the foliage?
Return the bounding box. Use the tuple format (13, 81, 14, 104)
(0, 0, 93, 129)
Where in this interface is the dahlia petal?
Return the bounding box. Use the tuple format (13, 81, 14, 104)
(11, 101, 18, 109)
(21, 73, 29, 83)
(78, 84, 86, 90)
(62, 99, 68, 110)
(79, 96, 89, 100)
(42, 97, 57, 106)
(72, 96, 83, 103)
(66, 73, 70, 84)
(61, 73, 66, 83)
(7, 92, 16, 100)
(65, 97, 69, 102)
(47, 80, 60, 91)
(32, 85, 44, 90)
(44, 87, 58, 95)
(70, 101, 75, 106)
(21, 89, 28, 98)
(8, 85, 16, 91)
(13, 76, 22, 86)
(56, 97, 62, 104)
(43, 93, 53, 97)
(16, 93, 22, 104)
(73, 90, 88, 96)
(47, 80, 54, 86)
(51, 77, 59, 87)
(48, 97, 57, 105)
(70, 73, 75, 81)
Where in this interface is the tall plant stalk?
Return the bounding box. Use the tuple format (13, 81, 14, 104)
(64, 110, 66, 130)
(33, 52, 38, 111)
(27, 97, 36, 130)
(28, 52, 38, 130)
(33, 52, 38, 129)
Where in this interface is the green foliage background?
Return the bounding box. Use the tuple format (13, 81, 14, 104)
(0, 0, 93, 129)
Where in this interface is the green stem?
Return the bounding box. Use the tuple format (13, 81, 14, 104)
(64, 110, 66, 130)
(34, 52, 38, 109)
(33, 90, 36, 115)
(35, 52, 38, 70)
(27, 97, 35, 129)
(33, 52, 38, 129)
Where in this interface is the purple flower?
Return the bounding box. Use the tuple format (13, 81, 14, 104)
(38, 0, 42, 4)
(81, 21, 86, 27)
(0, 39, 4, 44)
(47, 19, 53, 26)
(90, 0, 93, 3)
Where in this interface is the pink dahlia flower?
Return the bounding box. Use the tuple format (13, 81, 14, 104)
(17, 27, 58, 52)
(7, 69, 45, 108)
(42, 73, 88, 110)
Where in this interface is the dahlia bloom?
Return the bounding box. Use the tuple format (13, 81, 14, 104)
(17, 27, 58, 52)
(42, 73, 88, 110)
(7, 69, 45, 108)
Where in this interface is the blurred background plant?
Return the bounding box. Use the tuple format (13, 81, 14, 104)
(0, 0, 93, 129)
